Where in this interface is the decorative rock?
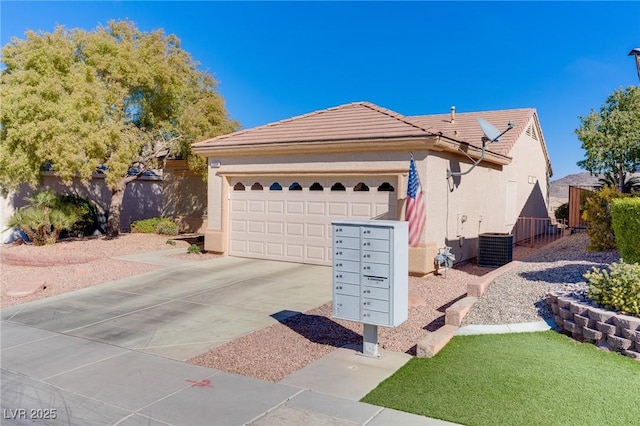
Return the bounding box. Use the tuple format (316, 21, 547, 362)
(596, 321, 618, 335)
(554, 315, 564, 329)
(573, 314, 591, 328)
(621, 329, 640, 341)
(569, 302, 589, 315)
(559, 308, 573, 320)
(622, 349, 640, 360)
(607, 335, 632, 351)
(557, 297, 573, 309)
(636, 341, 640, 353)
(588, 307, 616, 323)
(564, 320, 579, 333)
(596, 340, 612, 352)
(613, 315, 640, 331)
(582, 327, 602, 342)
(551, 304, 559, 315)
(547, 293, 559, 304)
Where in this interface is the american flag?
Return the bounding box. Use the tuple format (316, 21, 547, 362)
(405, 155, 425, 247)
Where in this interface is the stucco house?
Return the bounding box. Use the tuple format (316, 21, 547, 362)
(192, 102, 552, 275)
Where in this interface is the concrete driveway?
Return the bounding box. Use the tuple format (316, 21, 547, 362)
(1, 257, 332, 361)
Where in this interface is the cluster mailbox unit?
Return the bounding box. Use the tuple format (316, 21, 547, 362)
(331, 220, 408, 357)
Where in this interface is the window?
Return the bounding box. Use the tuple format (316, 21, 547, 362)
(331, 182, 346, 191)
(289, 182, 302, 191)
(377, 182, 395, 192)
(269, 182, 282, 190)
(233, 182, 245, 191)
(354, 182, 369, 192)
(310, 182, 324, 191)
(251, 182, 263, 190)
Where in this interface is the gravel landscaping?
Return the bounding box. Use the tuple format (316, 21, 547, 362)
(462, 232, 620, 326)
(0, 233, 219, 308)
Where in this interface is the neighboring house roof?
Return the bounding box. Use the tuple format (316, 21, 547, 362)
(193, 102, 437, 148)
(193, 101, 551, 175)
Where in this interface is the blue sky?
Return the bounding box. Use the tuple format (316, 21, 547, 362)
(2, 1, 639, 180)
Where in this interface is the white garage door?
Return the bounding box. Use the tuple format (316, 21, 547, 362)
(229, 177, 397, 265)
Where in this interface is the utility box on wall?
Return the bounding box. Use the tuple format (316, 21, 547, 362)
(331, 220, 409, 328)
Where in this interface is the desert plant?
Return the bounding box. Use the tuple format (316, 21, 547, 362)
(166, 239, 177, 246)
(7, 190, 79, 245)
(581, 187, 629, 251)
(131, 217, 178, 235)
(131, 217, 163, 233)
(156, 219, 178, 236)
(554, 202, 569, 222)
(58, 194, 99, 238)
(585, 261, 640, 316)
(611, 198, 640, 264)
(187, 244, 202, 254)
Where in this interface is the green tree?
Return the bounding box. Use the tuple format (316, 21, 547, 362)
(575, 86, 640, 193)
(0, 21, 238, 236)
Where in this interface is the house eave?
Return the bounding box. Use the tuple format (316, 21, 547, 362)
(193, 135, 511, 166)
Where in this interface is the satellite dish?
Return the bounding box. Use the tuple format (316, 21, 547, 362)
(478, 117, 502, 142)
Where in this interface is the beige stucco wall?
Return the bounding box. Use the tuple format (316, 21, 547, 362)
(424, 119, 550, 262)
(2, 173, 162, 239)
(162, 160, 207, 233)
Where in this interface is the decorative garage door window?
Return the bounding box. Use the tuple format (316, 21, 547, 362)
(228, 177, 397, 266)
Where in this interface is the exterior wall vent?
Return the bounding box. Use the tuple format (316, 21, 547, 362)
(478, 233, 513, 268)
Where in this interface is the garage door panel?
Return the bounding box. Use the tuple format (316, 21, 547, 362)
(267, 243, 284, 256)
(286, 244, 304, 259)
(351, 203, 372, 217)
(248, 221, 264, 234)
(305, 246, 326, 263)
(249, 200, 265, 213)
(328, 202, 348, 216)
(286, 223, 304, 237)
(231, 220, 247, 232)
(306, 202, 326, 216)
(267, 222, 284, 235)
(286, 201, 304, 215)
(231, 199, 247, 213)
(247, 241, 265, 255)
(229, 239, 247, 253)
(306, 223, 326, 239)
(267, 200, 285, 214)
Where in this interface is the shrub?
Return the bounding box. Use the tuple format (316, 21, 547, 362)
(131, 217, 163, 233)
(58, 194, 99, 238)
(7, 190, 79, 245)
(131, 217, 178, 235)
(611, 197, 640, 264)
(166, 239, 177, 246)
(554, 202, 569, 222)
(187, 243, 202, 254)
(586, 261, 640, 316)
(156, 219, 178, 236)
(581, 187, 629, 251)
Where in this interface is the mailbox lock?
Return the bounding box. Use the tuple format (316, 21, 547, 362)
(336, 251, 342, 255)
(336, 263, 342, 267)
(336, 286, 342, 290)
(336, 240, 342, 244)
(336, 274, 342, 278)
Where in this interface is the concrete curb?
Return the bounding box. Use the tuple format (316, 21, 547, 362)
(417, 260, 524, 358)
(455, 320, 556, 336)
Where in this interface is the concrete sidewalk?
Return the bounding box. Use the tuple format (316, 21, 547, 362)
(1, 251, 457, 425)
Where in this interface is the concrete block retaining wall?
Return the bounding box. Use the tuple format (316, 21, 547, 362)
(547, 292, 640, 361)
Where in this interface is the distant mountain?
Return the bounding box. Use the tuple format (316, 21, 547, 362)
(549, 171, 640, 199)
(549, 172, 601, 199)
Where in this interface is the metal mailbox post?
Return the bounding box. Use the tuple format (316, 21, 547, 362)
(331, 220, 408, 357)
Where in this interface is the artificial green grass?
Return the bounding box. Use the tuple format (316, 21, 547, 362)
(361, 332, 640, 426)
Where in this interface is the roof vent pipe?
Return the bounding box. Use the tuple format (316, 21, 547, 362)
(450, 106, 456, 123)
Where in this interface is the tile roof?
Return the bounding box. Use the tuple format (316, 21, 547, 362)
(409, 108, 536, 157)
(193, 102, 549, 171)
(192, 102, 438, 148)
